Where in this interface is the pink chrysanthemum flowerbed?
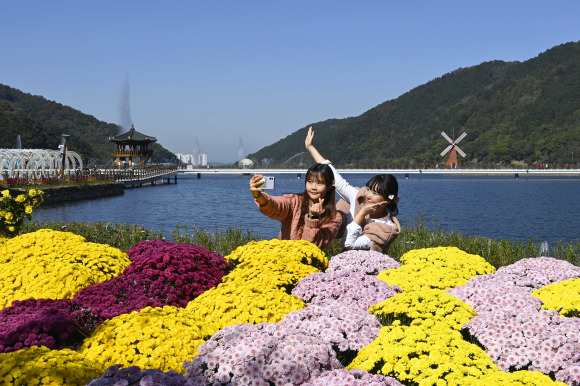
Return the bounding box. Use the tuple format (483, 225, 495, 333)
(0, 233, 578, 385)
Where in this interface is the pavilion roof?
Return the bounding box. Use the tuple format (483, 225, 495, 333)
(109, 125, 157, 144)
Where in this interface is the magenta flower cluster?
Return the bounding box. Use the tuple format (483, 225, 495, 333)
(184, 322, 343, 385)
(302, 369, 404, 386)
(87, 364, 194, 386)
(325, 249, 401, 275)
(292, 269, 402, 311)
(73, 240, 229, 320)
(0, 240, 230, 354)
(0, 298, 95, 353)
(448, 257, 580, 384)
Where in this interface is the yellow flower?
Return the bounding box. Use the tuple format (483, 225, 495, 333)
(0, 229, 130, 308)
(378, 247, 495, 291)
(348, 322, 498, 384)
(28, 189, 37, 197)
(1, 190, 10, 198)
(533, 278, 580, 318)
(79, 306, 214, 373)
(0, 346, 101, 384)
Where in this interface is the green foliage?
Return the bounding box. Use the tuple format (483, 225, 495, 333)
(388, 211, 579, 268)
(18, 219, 579, 268)
(249, 42, 580, 168)
(171, 224, 263, 256)
(20, 221, 164, 252)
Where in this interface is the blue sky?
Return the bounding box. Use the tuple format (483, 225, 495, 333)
(1, 1, 579, 163)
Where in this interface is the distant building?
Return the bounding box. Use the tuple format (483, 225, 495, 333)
(239, 158, 254, 169)
(198, 154, 207, 166)
(175, 153, 195, 165)
(109, 125, 157, 167)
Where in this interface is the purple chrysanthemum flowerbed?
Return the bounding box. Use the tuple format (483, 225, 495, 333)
(303, 368, 404, 386)
(0, 298, 99, 353)
(0, 240, 230, 353)
(72, 240, 229, 321)
(448, 257, 580, 385)
(87, 364, 194, 386)
(279, 303, 382, 366)
(326, 249, 401, 275)
(292, 269, 402, 311)
(184, 322, 343, 385)
(184, 320, 403, 386)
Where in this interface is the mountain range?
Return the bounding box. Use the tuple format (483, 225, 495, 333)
(0, 85, 175, 164)
(248, 41, 580, 168)
(1, 41, 579, 168)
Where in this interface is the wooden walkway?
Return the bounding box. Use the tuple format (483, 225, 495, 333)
(100, 165, 179, 187)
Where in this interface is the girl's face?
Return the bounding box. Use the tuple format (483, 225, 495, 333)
(305, 174, 329, 201)
(365, 188, 388, 205)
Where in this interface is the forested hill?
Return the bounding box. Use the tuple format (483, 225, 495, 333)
(248, 41, 580, 168)
(0, 85, 176, 164)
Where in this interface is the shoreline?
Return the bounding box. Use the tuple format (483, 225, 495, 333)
(10, 182, 125, 205)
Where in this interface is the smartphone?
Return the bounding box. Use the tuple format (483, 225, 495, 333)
(258, 176, 275, 190)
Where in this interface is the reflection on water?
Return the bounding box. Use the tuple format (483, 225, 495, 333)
(34, 174, 580, 245)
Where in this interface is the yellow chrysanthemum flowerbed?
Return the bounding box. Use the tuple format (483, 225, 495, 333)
(78, 306, 215, 374)
(348, 319, 499, 385)
(377, 247, 495, 291)
(185, 280, 305, 330)
(0, 345, 102, 385)
(221, 256, 320, 291)
(370, 288, 477, 330)
(532, 278, 580, 318)
(472, 369, 567, 385)
(0, 229, 130, 309)
(225, 239, 328, 271)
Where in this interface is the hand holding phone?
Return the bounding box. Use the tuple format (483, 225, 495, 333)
(258, 176, 275, 190)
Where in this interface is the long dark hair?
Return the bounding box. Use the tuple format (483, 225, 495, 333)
(366, 174, 399, 216)
(300, 163, 337, 222)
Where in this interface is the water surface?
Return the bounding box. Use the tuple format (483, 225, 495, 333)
(34, 174, 580, 247)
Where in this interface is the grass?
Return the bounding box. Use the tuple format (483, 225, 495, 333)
(21, 221, 163, 252)
(19, 215, 579, 267)
(388, 212, 579, 268)
(1, 178, 118, 191)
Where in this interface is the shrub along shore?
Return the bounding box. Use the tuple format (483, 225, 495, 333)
(21, 215, 579, 268)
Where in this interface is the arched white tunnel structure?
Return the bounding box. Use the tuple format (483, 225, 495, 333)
(0, 149, 83, 179)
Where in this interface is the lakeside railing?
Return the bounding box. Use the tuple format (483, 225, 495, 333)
(1, 164, 179, 187)
(178, 167, 580, 177)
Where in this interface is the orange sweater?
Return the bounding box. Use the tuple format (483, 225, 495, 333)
(257, 192, 343, 250)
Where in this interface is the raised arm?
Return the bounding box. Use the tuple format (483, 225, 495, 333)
(305, 126, 358, 204)
(305, 126, 325, 164)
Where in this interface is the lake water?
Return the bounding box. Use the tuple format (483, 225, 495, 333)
(33, 173, 580, 247)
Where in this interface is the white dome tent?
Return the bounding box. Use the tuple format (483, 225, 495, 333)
(0, 149, 83, 180)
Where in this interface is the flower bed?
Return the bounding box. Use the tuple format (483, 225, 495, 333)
(72, 239, 229, 320)
(0, 229, 130, 309)
(0, 236, 578, 385)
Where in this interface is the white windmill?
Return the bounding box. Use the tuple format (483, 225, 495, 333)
(440, 131, 467, 169)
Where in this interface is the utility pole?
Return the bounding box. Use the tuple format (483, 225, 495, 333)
(60, 134, 70, 180)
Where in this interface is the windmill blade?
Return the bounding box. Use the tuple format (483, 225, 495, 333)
(440, 144, 453, 157)
(455, 146, 467, 158)
(441, 131, 453, 144)
(455, 132, 467, 144)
